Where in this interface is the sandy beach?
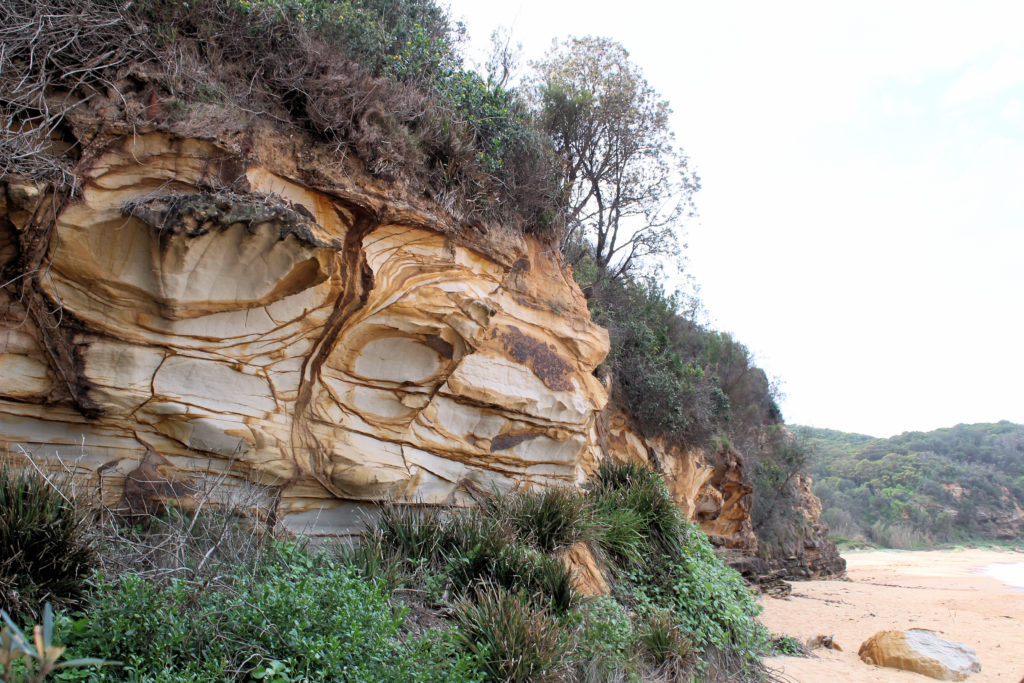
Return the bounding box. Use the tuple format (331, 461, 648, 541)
(759, 549, 1024, 682)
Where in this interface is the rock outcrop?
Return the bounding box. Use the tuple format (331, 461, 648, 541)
(0, 110, 611, 534)
(0, 99, 841, 575)
(596, 409, 758, 553)
(767, 474, 846, 578)
(859, 629, 982, 681)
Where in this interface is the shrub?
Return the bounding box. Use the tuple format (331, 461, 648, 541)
(0, 466, 96, 624)
(570, 596, 636, 678)
(65, 541, 479, 681)
(584, 276, 734, 445)
(453, 585, 569, 683)
(625, 523, 768, 670)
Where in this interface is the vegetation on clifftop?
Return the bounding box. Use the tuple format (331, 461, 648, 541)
(798, 421, 1024, 548)
(0, 0, 560, 231)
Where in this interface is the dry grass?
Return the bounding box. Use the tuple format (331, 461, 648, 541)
(0, 0, 561, 233)
(8, 444, 282, 585)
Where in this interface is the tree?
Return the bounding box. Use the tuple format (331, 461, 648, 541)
(531, 37, 700, 280)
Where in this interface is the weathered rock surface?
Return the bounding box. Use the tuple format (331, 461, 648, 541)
(0, 103, 841, 570)
(0, 118, 610, 534)
(595, 408, 758, 552)
(763, 474, 847, 579)
(559, 542, 610, 597)
(858, 629, 981, 681)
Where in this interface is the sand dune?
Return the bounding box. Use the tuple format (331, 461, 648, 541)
(759, 549, 1024, 682)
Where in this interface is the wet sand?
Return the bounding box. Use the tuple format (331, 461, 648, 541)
(759, 549, 1024, 682)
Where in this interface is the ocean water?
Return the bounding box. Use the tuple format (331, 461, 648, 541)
(979, 562, 1024, 589)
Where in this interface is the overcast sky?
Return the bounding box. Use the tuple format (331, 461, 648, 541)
(445, 0, 1024, 438)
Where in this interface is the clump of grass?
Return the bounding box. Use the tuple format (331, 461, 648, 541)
(0, 465, 96, 623)
(591, 461, 684, 559)
(368, 503, 578, 612)
(483, 486, 598, 552)
(333, 529, 406, 593)
(375, 502, 447, 561)
(454, 584, 569, 683)
(639, 609, 696, 677)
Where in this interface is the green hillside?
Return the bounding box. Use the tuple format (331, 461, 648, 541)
(795, 422, 1024, 548)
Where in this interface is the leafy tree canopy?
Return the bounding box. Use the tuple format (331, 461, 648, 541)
(797, 422, 1024, 547)
(531, 37, 700, 279)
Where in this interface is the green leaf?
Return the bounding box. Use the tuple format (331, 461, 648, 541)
(42, 604, 54, 649)
(55, 657, 120, 669)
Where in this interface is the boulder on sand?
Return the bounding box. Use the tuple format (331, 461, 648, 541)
(858, 629, 981, 681)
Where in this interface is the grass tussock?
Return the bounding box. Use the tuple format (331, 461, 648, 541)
(454, 585, 569, 683)
(0, 464, 96, 624)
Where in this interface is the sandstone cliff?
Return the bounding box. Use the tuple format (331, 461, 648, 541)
(0, 98, 835, 575)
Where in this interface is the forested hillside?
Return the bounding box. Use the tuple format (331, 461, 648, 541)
(797, 422, 1024, 547)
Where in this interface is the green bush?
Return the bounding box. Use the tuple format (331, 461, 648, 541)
(570, 596, 636, 678)
(625, 523, 768, 666)
(584, 276, 736, 445)
(0, 466, 96, 624)
(64, 541, 479, 681)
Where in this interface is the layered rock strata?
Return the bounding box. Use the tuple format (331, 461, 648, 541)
(1, 116, 610, 534)
(0, 105, 840, 579)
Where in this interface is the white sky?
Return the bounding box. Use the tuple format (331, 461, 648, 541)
(445, 0, 1024, 438)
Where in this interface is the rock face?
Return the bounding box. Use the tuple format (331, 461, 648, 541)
(859, 629, 982, 681)
(0, 105, 841, 571)
(596, 409, 757, 552)
(767, 474, 847, 579)
(0, 118, 609, 534)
